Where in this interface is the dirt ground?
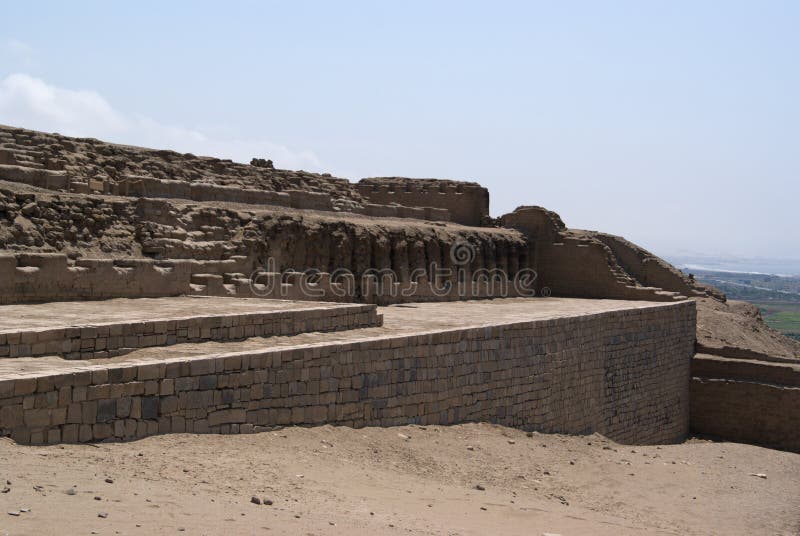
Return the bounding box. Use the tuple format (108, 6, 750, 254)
(1, 424, 798, 536)
(695, 298, 800, 360)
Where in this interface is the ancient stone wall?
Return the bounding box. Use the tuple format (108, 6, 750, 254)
(357, 177, 490, 226)
(0, 253, 246, 304)
(691, 378, 800, 452)
(1, 185, 533, 305)
(592, 233, 723, 300)
(501, 206, 706, 302)
(0, 250, 538, 306)
(0, 163, 460, 222)
(690, 354, 800, 452)
(0, 126, 470, 222)
(0, 125, 359, 203)
(502, 207, 662, 300)
(0, 303, 380, 360)
(0, 301, 695, 445)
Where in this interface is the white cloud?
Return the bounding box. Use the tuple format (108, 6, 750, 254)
(0, 73, 322, 171)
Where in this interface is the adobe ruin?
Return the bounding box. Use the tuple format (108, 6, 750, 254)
(0, 124, 796, 451)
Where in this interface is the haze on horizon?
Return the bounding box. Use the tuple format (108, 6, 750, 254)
(1, 1, 797, 262)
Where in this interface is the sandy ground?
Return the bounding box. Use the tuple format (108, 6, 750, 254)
(695, 298, 800, 360)
(0, 424, 798, 536)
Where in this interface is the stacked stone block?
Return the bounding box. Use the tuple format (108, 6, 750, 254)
(691, 354, 800, 452)
(0, 304, 380, 360)
(0, 301, 695, 445)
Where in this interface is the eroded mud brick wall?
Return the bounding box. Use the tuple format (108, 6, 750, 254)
(256, 215, 529, 282)
(357, 178, 490, 227)
(0, 125, 360, 204)
(0, 126, 486, 223)
(0, 184, 533, 304)
(500, 206, 711, 301)
(0, 301, 695, 445)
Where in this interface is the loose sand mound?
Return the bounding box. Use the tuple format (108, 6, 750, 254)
(695, 297, 800, 360)
(1, 423, 798, 535)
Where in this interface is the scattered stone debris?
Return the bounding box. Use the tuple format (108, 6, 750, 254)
(250, 158, 274, 169)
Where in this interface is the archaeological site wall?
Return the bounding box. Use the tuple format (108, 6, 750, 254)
(592, 233, 723, 300)
(690, 354, 800, 452)
(0, 125, 717, 307)
(0, 250, 539, 306)
(0, 301, 695, 445)
(0, 300, 380, 360)
(15, 121, 797, 448)
(0, 182, 533, 305)
(500, 206, 701, 301)
(0, 126, 467, 222)
(357, 177, 490, 226)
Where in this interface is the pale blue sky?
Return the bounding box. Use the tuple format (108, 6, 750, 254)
(1, 1, 798, 260)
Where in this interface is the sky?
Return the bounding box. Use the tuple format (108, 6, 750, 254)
(1, 1, 798, 261)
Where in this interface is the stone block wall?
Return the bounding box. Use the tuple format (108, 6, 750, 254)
(592, 233, 717, 299)
(0, 253, 255, 304)
(0, 305, 380, 360)
(357, 178, 490, 226)
(0, 252, 538, 306)
(0, 160, 450, 223)
(690, 354, 800, 452)
(0, 301, 695, 445)
(501, 206, 686, 301)
(360, 203, 451, 222)
(111, 175, 294, 207)
(691, 378, 800, 452)
(0, 125, 360, 204)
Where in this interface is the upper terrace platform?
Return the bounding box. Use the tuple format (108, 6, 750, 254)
(0, 297, 688, 378)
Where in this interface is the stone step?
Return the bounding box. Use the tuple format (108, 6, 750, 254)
(0, 296, 382, 360)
